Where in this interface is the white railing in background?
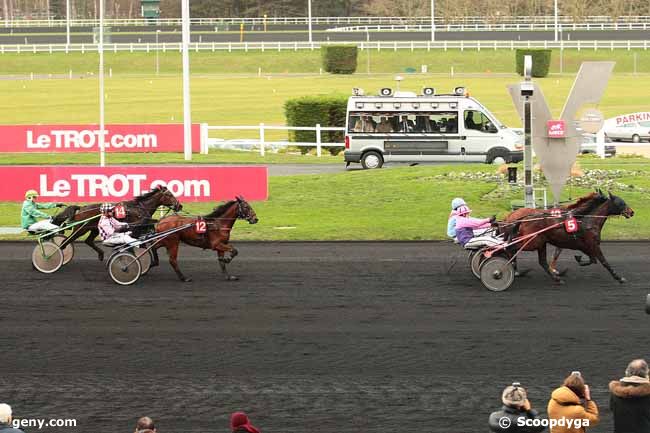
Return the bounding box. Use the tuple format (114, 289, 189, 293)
(2, 39, 649, 54)
(329, 21, 650, 32)
(3, 15, 650, 28)
(202, 124, 345, 157)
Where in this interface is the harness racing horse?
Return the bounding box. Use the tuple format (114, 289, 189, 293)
(52, 186, 182, 261)
(153, 196, 258, 282)
(501, 190, 634, 284)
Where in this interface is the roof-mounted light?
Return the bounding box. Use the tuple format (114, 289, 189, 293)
(454, 86, 466, 96)
(422, 87, 435, 96)
(379, 88, 393, 96)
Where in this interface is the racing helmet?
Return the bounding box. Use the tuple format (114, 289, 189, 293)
(25, 189, 39, 200)
(451, 197, 466, 210)
(100, 203, 115, 214)
(456, 205, 471, 216)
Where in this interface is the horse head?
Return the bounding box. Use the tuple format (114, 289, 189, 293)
(236, 196, 258, 224)
(155, 186, 183, 212)
(607, 191, 634, 218)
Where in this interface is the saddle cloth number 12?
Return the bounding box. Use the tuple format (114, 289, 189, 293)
(195, 219, 207, 234)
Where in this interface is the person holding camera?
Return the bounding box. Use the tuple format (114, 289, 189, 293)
(547, 371, 599, 433)
(489, 382, 546, 432)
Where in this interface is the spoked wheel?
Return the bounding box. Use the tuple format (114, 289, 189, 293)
(479, 256, 515, 292)
(52, 235, 75, 265)
(134, 247, 152, 276)
(108, 252, 142, 285)
(469, 249, 487, 279)
(32, 241, 64, 274)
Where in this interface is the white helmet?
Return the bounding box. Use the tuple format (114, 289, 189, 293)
(100, 203, 114, 214)
(451, 198, 466, 210)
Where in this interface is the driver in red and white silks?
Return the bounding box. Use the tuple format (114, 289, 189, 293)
(98, 203, 138, 246)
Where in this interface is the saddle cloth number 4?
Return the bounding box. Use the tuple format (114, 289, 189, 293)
(114, 204, 126, 219)
(195, 219, 207, 234)
(564, 217, 578, 233)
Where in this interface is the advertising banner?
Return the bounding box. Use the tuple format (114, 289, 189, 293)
(0, 166, 268, 202)
(0, 124, 201, 153)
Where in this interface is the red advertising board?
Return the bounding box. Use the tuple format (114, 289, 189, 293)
(0, 166, 268, 202)
(546, 120, 566, 138)
(0, 124, 201, 153)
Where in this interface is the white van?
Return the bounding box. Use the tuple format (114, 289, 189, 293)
(343, 86, 523, 169)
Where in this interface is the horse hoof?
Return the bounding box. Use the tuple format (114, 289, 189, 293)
(558, 268, 568, 276)
(554, 279, 566, 286)
(619, 277, 627, 284)
(515, 269, 531, 278)
(226, 275, 239, 281)
(182, 277, 192, 283)
(98, 253, 104, 261)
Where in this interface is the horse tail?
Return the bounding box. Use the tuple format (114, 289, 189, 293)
(52, 205, 80, 226)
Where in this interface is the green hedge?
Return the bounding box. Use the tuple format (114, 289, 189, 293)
(515, 49, 552, 77)
(284, 95, 348, 155)
(321, 45, 358, 74)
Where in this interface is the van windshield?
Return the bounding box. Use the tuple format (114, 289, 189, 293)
(348, 111, 459, 134)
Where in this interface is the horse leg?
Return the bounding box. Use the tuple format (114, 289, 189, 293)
(592, 245, 626, 284)
(575, 254, 596, 266)
(216, 249, 238, 281)
(538, 245, 563, 284)
(550, 248, 569, 276)
(84, 228, 105, 261)
(166, 242, 191, 283)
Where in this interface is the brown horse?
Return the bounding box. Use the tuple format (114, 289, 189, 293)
(500, 191, 634, 284)
(154, 196, 258, 282)
(52, 186, 182, 261)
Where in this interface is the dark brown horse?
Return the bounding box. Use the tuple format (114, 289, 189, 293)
(500, 191, 634, 284)
(154, 196, 258, 282)
(52, 186, 182, 261)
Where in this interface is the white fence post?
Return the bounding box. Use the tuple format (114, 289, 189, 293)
(200, 123, 209, 154)
(316, 123, 322, 157)
(259, 123, 265, 156)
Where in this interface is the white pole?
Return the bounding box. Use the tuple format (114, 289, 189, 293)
(307, 0, 313, 44)
(156, 29, 160, 75)
(181, 0, 192, 161)
(99, 0, 105, 167)
(66, 0, 70, 46)
(431, 0, 435, 42)
(554, 0, 558, 42)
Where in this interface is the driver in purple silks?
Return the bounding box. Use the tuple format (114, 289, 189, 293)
(454, 204, 496, 247)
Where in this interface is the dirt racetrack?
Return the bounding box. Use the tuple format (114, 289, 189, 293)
(1, 241, 649, 433)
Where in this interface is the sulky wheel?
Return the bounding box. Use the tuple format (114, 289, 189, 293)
(52, 235, 75, 265)
(32, 241, 64, 274)
(108, 252, 142, 286)
(134, 247, 152, 276)
(469, 249, 487, 279)
(479, 256, 515, 292)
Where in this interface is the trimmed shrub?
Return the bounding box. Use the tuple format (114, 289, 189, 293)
(515, 49, 552, 77)
(284, 95, 348, 155)
(321, 45, 358, 74)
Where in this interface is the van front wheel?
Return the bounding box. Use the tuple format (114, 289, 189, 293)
(361, 151, 384, 169)
(486, 148, 510, 164)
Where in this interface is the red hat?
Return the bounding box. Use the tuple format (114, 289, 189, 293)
(230, 412, 260, 433)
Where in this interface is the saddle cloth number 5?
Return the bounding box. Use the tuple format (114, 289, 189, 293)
(564, 217, 578, 233)
(195, 219, 207, 234)
(114, 204, 126, 219)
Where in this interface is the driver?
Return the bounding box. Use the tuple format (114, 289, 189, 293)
(21, 189, 64, 232)
(455, 205, 501, 248)
(98, 203, 138, 246)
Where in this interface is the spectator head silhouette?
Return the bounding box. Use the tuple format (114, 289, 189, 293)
(623, 359, 650, 382)
(0, 404, 12, 424)
(563, 372, 586, 398)
(502, 384, 527, 409)
(135, 416, 156, 433)
(231, 412, 260, 433)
